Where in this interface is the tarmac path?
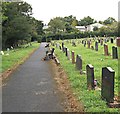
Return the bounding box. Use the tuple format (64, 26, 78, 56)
(2, 43, 64, 112)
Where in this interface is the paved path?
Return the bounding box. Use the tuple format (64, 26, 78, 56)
(2, 43, 63, 112)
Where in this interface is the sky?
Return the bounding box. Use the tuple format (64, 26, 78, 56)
(24, 0, 120, 24)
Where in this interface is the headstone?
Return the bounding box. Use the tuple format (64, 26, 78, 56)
(65, 47, 68, 56)
(0, 51, 4, 55)
(112, 46, 118, 59)
(111, 38, 114, 43)
(76, 55, 82, 71)
(84, 41, 86, 47)
(101, 67, 115, 103)
(104, 44, 109, 56)
(98, 39, 100, 43)
(91, 46, 94, 50)
(95, 41, 98, 51)
(67, 49, 71, 60)
(86, 64, 95, 90)
(62, 42, 64, 51)
(71, 51, 75, 64)
(100, 40, 103, 45)
(59, 46, 62, 50)
(87, 40, 90, 48)
(116, 37, 120, 47)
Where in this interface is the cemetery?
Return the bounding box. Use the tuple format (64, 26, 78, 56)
(2, 0, 120, 113)
(51, 37, 120, 112)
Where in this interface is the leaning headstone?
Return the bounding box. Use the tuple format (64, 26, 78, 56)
(112, 46, 118, 59)
(86, 64, 95, 90)
(95, 41, 98, 51)
(76, 55, 82, 71)
(0, 51, 4, 55)
(101, 67, 115, 103)
(59, 46, 62, 50)
(71, 51, 75, 64)
(104, 44, 109, 56)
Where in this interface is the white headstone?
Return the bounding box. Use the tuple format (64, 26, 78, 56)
(0, 51, 4, 55)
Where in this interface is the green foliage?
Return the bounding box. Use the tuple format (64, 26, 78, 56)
(93, 26, 99, 31)
(2, 42, 39, 73)
(103, 17, 117, 25)
(78, 16, 96, 26)
(48, 17, 65, 34)
(2, 1, 43, 49)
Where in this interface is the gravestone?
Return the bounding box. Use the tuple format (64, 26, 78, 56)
(86, 64, 95, 90)
(59, 46, 62, 50)
(76, 55, 82, 71)
(87, 41, 90, 48)
(111, 38, 114, 43)
(112, 46, 118, 59)
(104, 38, 107, 43)
(0, 51, 4, 55)
(104, 44, 109, 56)
(116, 37, 120, 47)
(95, 41, 98, 51)
(71, 51, 75, 64)
(100, 40, 103, 45)
(65, 47, 68, 56)
(84, 41, 86, 47)
(91, 46, 94, 50)
(67, 49, 71, 60)
(62, 42, 64, 51)
(101, 67, 115, 103)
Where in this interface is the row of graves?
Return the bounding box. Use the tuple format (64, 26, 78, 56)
(0, 46, 14, 56)
(51, 37, 120, 108)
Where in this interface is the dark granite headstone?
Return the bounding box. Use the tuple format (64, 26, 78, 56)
(112, 46, 118, 59)
(111, 38, 114, 43)
(76, 55, 82, 71)
(65, 47, 68, 56)
(86, 64, 95, 90)
(101, 67, 115, 103)
(95, 41, 98, 51)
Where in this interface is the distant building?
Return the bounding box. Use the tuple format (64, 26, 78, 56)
(75, 26, 87, 32)
(86, 23, 105, 31)
(75, 23, 106, 32)
(43, 25, 49, 30)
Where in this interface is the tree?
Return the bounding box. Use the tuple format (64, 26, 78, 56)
(48, 17, 65, 34)
(103, 17, 117, 25)
(78, 16, 96, 26)
(93, 26, 98, 31)
(2, 1, 43, 48)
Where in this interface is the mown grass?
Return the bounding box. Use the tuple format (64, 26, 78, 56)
(1, 42, 40, 73)
(53, 38, 119, 112)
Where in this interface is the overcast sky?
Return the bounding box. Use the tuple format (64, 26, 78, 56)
(24, 0, 120, 24)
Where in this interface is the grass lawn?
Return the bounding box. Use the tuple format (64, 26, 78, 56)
(52, 38, 119, 112)
(1, 42, 40, 73)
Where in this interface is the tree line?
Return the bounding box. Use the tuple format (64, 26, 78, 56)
(2, 1, 120, 48)
(2, 1, 44, 49)
(43, 15, 119, 41)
